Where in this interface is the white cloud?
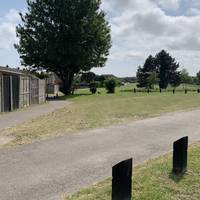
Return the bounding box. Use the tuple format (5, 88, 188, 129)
(187, 0, 200, 16)
(4, 9, 20, 23)
(152, 0, 181, 11)
(0, 9, 20, 50)
(187, 8, 200, 16)
(1, 1, 200, 76)
(99, 0, 200, 75)
(191, 0, 200, 8)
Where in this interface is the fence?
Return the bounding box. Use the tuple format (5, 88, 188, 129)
(133, 88, 200, 94)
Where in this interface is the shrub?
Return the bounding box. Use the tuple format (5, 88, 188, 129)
(105, 79, 116, 93)
(94, 81, 101, 88)
(89, 81, 97, 94)
(115, 79, 123, 87)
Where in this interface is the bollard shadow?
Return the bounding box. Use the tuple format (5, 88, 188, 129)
(169, 171, 185, 183)
(47, 93, 92, 101)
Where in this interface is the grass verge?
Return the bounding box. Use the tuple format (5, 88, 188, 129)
(65, 142, 200, 200)
(1, 84, 200, 148)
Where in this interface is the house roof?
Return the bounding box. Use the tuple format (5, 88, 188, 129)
(0, 66, 23, 75)
(0, 66, 45, 80)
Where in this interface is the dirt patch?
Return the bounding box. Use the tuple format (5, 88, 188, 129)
(0, 136, 14, 146)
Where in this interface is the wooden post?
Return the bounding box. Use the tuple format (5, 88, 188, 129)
(173, 137, 188, 174)
(112, 159, 132, 200)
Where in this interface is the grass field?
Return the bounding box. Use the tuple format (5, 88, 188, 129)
(1, 84, 200, 148)
(65, 142, 200, 200)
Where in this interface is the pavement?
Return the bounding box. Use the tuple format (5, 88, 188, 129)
(0, 109, 200, 200)
(0, 100, 71, 130)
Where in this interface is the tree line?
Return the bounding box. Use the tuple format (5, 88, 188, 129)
(75, 72, 122, 88)
(137, 50, 200, 89)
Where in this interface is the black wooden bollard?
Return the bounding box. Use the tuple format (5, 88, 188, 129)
(173, 136, 188, 174)
(112, 158, 132, 200)
(173, 89, 175, 94)
(198, 89, 200, 93)
(185, 89, 187, 94)
(134, 88, 136, 93)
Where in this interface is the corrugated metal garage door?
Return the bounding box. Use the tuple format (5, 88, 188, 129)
(3, 75, 11, 112)
(21, 77, 30, 108)
(12, 75, 20, 110)
(30, 78, 39, 104)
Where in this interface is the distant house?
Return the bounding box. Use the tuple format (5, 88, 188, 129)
(0, 66, 46, 112)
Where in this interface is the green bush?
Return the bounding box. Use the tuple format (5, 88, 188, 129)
(115, 79, 123, 87)
(93, 81, 102, 88)
(89, 81, 97, 94)
(105, 79, 116, 93)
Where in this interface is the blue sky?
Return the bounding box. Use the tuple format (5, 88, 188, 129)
(1, 0, 200, 77)
(0, 1, 25, 14)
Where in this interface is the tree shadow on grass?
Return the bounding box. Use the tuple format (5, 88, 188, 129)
(66, 93, 92, 100)
(47, 93, 92, 101)
(51, 93, 92, 101)
(169, 171, 186, 183)
(120, 89, 134, 93)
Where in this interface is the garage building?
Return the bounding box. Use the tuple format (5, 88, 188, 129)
(0, 66, 46, 112)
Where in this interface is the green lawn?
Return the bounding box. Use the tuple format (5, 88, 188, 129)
(65, 142, 200, 200)
(1, 84, 200, 148)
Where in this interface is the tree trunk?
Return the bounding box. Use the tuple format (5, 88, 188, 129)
(61, 73, 74, 95)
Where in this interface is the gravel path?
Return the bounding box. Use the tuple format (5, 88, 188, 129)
(0, 109, 200, 200)
(0, 100, 71, 130)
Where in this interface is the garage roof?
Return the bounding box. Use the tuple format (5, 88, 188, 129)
(0, 66, 24, 75)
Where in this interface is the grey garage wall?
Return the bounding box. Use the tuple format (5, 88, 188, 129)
(39, 79, 46, 104)
(0, 74, 2, 112)
(0, 72, 46, 113)
(19, 75, 30, 109)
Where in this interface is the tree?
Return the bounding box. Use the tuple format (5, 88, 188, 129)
(81, 72, 96, 83)
(155, 50, 180, 89)
(180, 69, 193, 85)
(15, 0, 111, 95)
(137, 55, 156, 88)
(32, 71, 49, 79)
(170, 72, 181, 88)
(105, 79, 116, 93)
(195, 71, 200, 85)
(147, 72, 159, 89)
